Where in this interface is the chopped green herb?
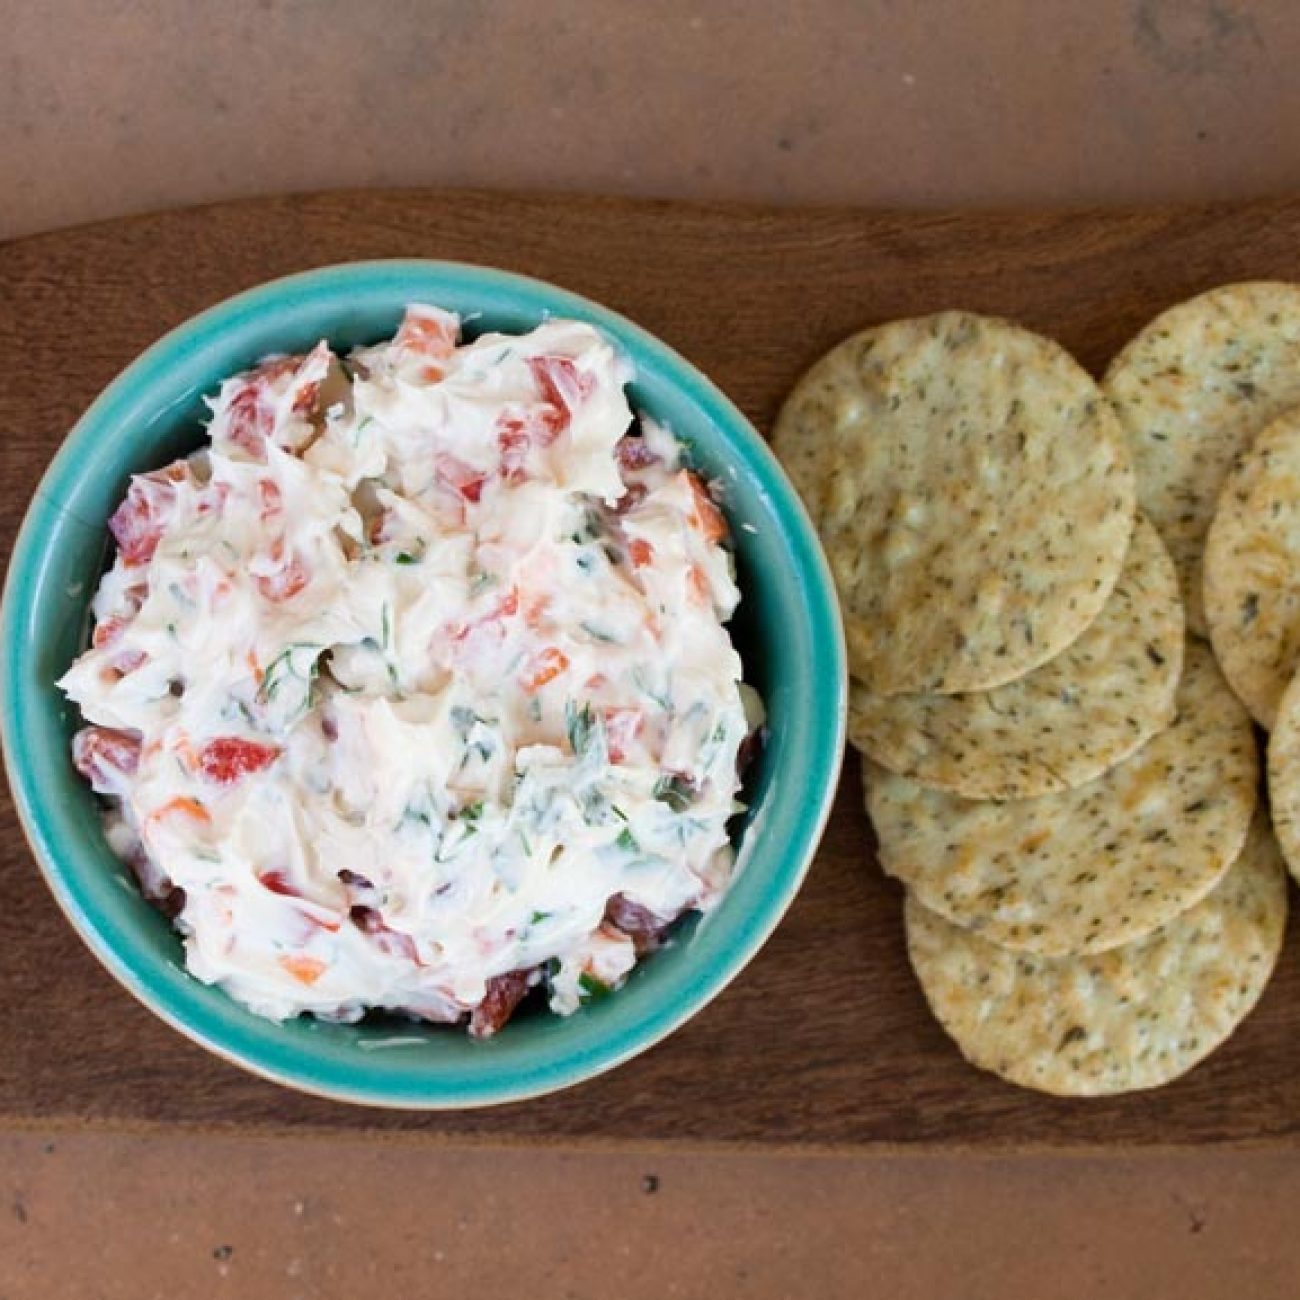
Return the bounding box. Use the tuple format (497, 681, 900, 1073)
(395, 550, 420, 566)
(566, 701, 598, 756)
(632, 666, 673, 712)
(529, 910, 550, 925)
(459, 800, 485, 825)
(258, 642, 322, 705)
(450, 705, 480, 736)
(579, 972, 612, 1001)
(654, 773, 696, 813)
(580, 621, 619, 644)
(615, 827, 638, 854)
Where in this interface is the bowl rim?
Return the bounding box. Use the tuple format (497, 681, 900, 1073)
(0, 258, 847, 1108)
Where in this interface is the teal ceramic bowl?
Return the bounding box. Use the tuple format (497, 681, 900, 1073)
(0, 261, 846, 1108)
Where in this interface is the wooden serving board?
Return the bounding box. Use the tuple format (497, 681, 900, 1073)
(3, 190, 1300, 1149)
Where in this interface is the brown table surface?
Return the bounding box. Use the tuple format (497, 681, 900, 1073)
(8, 2, 1300, 1296)
(9, 188, 1300, 1154)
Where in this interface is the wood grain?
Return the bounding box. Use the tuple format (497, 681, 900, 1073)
(3, 189, 1300, 1148)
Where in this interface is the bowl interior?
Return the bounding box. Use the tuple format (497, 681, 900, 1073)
(1, 261, 845, 1107)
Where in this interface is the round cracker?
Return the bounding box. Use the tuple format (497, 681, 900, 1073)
(866, 641, 1258, 955)
(773, 312, 1135, 695)
(1265, 664, 1300, 884)
(1204, 406, 1300, 728)
(1104, 281, 1300, 636)
(904, 812, 1286, 1096)
(848, 514, 1183, 799)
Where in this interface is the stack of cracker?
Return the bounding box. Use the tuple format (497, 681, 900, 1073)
(774, 307, 1289, 1097)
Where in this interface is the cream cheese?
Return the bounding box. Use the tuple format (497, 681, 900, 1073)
(60, 307, 756, 1035)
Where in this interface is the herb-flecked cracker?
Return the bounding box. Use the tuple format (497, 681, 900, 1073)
(773, 312, 1136, 694)
(904, 812, 1286, 1096)
(1204, 406, 1300, 728)
(1104, 281, 1300, 636)
(866, 642, 1258, 955)
(848, 514, 1182, 798)
(1265, 665, 1300, 884)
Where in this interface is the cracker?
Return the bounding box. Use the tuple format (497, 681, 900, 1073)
(866, 641, 1258, 955)
(904, 812, 1286, 1096)
(1104, 281, 1300, 636)
(848, 514, 1183, 798)
(1204, 406, 1300, 728)
(1265, 664, 1300, 884)
(773, 312, 1135, 694)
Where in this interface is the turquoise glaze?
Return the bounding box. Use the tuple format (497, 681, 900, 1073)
(0, 262, 846, 1108)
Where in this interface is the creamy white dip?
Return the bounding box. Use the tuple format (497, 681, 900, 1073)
(60, 306, 757, 1036)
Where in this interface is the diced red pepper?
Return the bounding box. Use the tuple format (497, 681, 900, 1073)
(71, 726, 142, 794)
(220, 344, 331, 458)
(146, 796, 212, 827)
(196, 736, 281, 784)
(521, 591, 549, 629)
(108, 462, 190, 566)
(520, 646, 569, 692)
(258, 478, 283, 518)
(278, 954, 328, 985)
(524, 356, 595, 443)
(436, 453, 487, 504)
(92, 615, 128, 649)
(685, 471, 728, 543)
(105, 648, 148, 679)
(257, 869, 299, 898)
(627, 537, 654, 568)
(195, 481, 230, 517)
(255, 554, 309, 602)
(224, 385, 273, 459)
(497, 414, 532, 481)
(528, 355, 593, 414)
(394, 306, 458, 360)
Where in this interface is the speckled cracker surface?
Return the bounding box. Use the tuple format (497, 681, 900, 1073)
(905, 812, 1286, 1096)
(848, 515, 1183, 799)
(773, 312, 1135, 694)
(1265, 668, 1300, 884)
(1104, 281, 1300, 636)
(1204, 407, 1300, 728)
(867, 642, 1258, 955)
